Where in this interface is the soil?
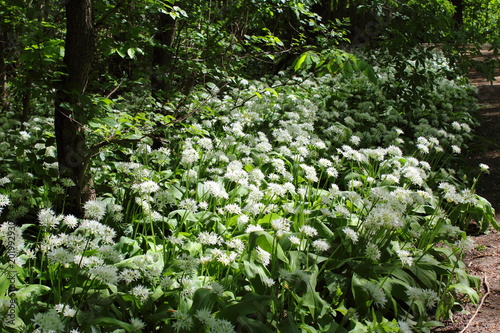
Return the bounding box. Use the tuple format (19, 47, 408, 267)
(433, 45, 500, 332)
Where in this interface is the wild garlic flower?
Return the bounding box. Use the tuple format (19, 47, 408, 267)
(177, 253, 200, 272)
(0, 176, 11, 186)
(0, 222, 24, 252)
(38, 208, 62, 229)
(402, 166, 426, 187)
(451, 145, 461, 154)
(226, 238, 245, 252)
(198, 231, 223, 245)
(406, 287, 439, 309)
(361, 281, 387, 308)
(62, 214, 79, 229)
(289, 236, 301, 246)
(195, 308, 214, 325)
(203, 181, 229, 199)
(132, 180, 160, 194)
(77, 220, 116, 244)
(454, 237, 475, 253)
(271, 218, 291, 238)
(0, 194, 10, 209)
(171, 310, 193, 332)
(256, 246, 271, 266)
(83, 200, 107, 221)
(197, 137, 213, 151)
(48, 248, 75, 267)
(97, 245, 123, 262)
(350, 135, 361, 146)
(365, 243, 381, 261)
(479, 163, 490, 172)
(342, 227, 358, 243)
(89, 265, 119, 285)
(32, 309, 64, 333)
(130, 317, 146, 331)
(398, 321, 413, 333)
(178, 198, 198, 212)
(267, 183, 287, 198)
(299, 225, 318, 237)
(180, 147, 199, 165)
(224, 203, 242, 215)
(54, 304, 76, 317)
(396, 249, 413, 267)
(131, 284, 150, 302)
(213, 250, 238, 266)
(209, 282, 224, 296)
(312, 239, 330, 252)
(262, 277, 275, 287)
(244, 202, 265, 216)
(120, 269, 142, 284)
(300, 164, 318, 182)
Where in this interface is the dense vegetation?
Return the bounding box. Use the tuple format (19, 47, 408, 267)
(1, 0, 499, 332)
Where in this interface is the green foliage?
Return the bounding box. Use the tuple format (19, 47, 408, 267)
(0, 1, 497, 332)
(463, 0, 500, 44)
(0, 50, 495, 332)
(293, 49, 378, 84)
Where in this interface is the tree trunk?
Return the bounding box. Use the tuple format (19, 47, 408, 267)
(54, 0, 96, 216)
(0, 31, 11, 112)
(451, 0, 464, 26)
(151, 9, 177, 100)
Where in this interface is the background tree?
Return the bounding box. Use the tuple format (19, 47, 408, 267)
(54, 0, 95, 216)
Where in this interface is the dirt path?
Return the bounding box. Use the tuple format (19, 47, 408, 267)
(435, 45, 500, 333)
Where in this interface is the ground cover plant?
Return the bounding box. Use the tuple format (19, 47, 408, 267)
(0, 47, 497, 332)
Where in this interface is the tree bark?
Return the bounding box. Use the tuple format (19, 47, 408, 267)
(451, 0, 464, 26)
(0, 31, 12, 112)
(151, 9, 177, 100)
(54, 0, 96, 216)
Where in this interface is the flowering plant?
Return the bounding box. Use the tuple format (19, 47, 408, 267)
(0, 49, 495, 332)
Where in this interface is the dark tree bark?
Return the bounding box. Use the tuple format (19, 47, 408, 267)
(0, 46, 8, 112)
(0, 31, 13, 112)
(54, 0, 96, 216)
(151, 10, 177, 100)
(451, 0, 464, 26)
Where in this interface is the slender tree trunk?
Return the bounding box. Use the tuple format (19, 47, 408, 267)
(0, 32, 11, 112)
(151, 9, 177, 100)
(0, 53, 8, 112)
(452, 0, 464, 26)
(54, 0, 96, 216)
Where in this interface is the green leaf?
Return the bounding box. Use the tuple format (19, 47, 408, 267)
(294, 52, 308, 71)
(278, 317, 301, 333)
(237, 316, 275, 333)
(364, 65, 378, 84)
(14, 284, 50, 303)
(449, 284, 479, 304)
(89, 317, 132, 331)
(116, 48, 126, 58)
(188, 288, 219, 315)
(218, 292, 271, 322)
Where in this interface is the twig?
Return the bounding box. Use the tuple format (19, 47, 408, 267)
(95, 0, 127, 29)
(105, 80, 123, 99)
(459, 275, 491, 333)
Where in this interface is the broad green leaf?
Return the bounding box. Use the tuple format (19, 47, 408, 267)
(448, 284, 479, 303)
(187, 288, 219, 315)
(237, 316, 275, 333)
(278, 317, 301, 333)
(14, 284, 50, 303)
(218, 292, 271, 322)
(89, 317, 132, 331)
(294, 52, 308, 71)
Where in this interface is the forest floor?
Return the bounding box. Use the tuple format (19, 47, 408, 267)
(434, 45, 500, 332)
